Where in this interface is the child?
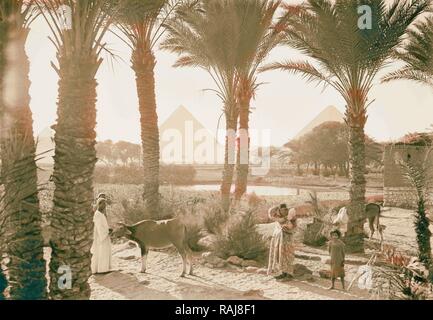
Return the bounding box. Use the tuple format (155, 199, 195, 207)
(328, 229, 345, 290)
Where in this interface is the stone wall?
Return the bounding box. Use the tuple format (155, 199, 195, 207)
(383, 145, 433, 208)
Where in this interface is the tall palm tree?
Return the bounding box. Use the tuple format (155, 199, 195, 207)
(112, 0, 179, 219)
(162, 0, 241, 212)
(232, 0, 282, 202)
(0, 0, 47, 299)
(264, 0, 429, 252)
(381, 19, 433, 279)
(37, 0, 120, 299)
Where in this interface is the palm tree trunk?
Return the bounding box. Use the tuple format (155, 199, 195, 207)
(415, 195, 432, 280)
(0, 20, 7, 300)
(0, 28, 47, 300)
(234, 97, 250, 202)
(48, 56, 99, 300)
(221, 111, 238, 212)
(132, 48, 160, 219)
(345, 124, 366, 253)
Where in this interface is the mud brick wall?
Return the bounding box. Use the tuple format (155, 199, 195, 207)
(383, 145, 433, 208)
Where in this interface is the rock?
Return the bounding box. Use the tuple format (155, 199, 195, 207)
(197, 234, 217, 250)
(202, 252, 227, 268)
(120, 255, 136, 261)
(204, 263, 214, 268)
(295, 253, 322, 261)
(215, 261, 227, 268)
(242, 289, 264, 298)
(241, 260, 260, 268)
(127, 241, 137, 248)
(201, 252, 212, 258)
(325, 258, 365, 266)
(256, 268, 268, 275)
(245, 266, 259, 273)
(319, 269, 331, 279)
(227, 256, 244, 266)
(293, 264, 313, 277)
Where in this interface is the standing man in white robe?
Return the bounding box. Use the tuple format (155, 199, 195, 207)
(91, 198, 112, 274)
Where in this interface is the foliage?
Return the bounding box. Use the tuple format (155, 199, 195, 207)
(400, 154, 433, 280)
(96, 140, 141, 166)
(284, 121, 383, 176)
(185, 223, 205, 252)
(203, 203, 230, 235)
(160, 164, 196, 185)
(374, 246, 432, 300)
(382, 16, 433, 88)
(214, 211, 268, 261)
(94, 164, 196, 185)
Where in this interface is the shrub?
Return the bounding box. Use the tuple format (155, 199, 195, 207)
(203, 206, 229, 235)
(247, 192, 264, 210)
(94, 164, 196, 185)
(120, 198, 151, 224)
(160, 164, 196, 185)
(185, 223, 205, 252)
(214, 211, 268, 262)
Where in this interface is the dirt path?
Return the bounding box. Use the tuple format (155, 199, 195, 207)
(90, 244, 369, 300)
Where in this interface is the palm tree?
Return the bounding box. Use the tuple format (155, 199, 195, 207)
(0, 0, 47, 299)
(162, 0, 240, 212)
(232, 0, 282, 202)
(264, 0, 429, 252)
(111, 0, 180, 219)
(382, 17, 433, 87)
(37, 0, 120, 299)
(400, 154, 433, 282)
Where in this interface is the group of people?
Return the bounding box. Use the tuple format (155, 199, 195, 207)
(89, 194, 347, 290)
(267, 203, 346, 290)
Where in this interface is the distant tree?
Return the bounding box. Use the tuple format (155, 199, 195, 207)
(96, 140, 115, 165)
(284, 122, 383, 176)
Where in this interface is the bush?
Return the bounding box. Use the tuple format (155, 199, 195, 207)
(203, 206, 229, 235)
(160, 164, 196, 185)
(185, 223, 205, 252)
(120, 198, 151, 224)
(214, 211, 268, 261)
(94, 164, 196, 185)
(247, 192, 264, 210)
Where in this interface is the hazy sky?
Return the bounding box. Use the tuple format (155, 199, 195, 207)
(26, 6, 433, 147)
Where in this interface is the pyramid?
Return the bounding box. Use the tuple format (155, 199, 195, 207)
(159, 105, 223, 164)
(294, 105, 345, 140)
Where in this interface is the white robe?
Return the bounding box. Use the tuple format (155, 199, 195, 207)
(333, 207, 349, 235)
(91, 210, 112, 274)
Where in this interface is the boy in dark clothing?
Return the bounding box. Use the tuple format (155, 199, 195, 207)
(328, 229, 346, 290)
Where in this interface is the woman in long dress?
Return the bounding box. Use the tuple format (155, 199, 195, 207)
(267, 204, 297, 280)
(91, 198, 112, 274)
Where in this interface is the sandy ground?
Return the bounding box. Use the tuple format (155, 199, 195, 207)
(87, 207, 432, 300)
(89, 243, 369, 300)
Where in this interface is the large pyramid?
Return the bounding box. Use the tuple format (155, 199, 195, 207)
(294, 105, 345, 140)
(159, 105, 224, 164)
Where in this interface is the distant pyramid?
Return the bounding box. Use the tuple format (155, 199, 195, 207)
(294, 105, 344, 140)
(159, 105, 223, 164)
